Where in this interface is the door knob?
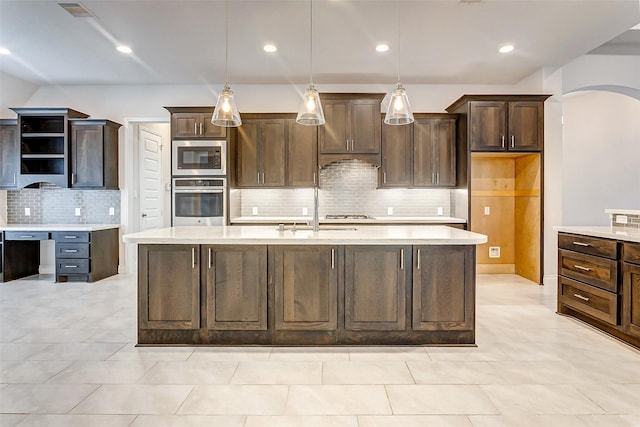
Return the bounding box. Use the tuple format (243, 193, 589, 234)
(141, 213, 147, 218)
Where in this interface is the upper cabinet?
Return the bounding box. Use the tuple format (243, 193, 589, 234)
(165, 107, 227, 139)
(380, 114, 456, 188)
(0, 119, 19, 189)
(445, 95, 550, 152)
(318, 93, 384, 167)
(69, 119, 122, 189)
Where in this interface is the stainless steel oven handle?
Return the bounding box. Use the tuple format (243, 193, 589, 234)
(173, 189, 225, 194)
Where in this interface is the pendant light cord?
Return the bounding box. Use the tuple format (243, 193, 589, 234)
(396, 0, 400, 84)
(310, 0, 314, 85)
(225, 0, 229, 86)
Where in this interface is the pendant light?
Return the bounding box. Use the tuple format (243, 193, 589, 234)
(384, 2, 413, 125)
(296, 0, 325, 126)
(212, 0, 241, 127)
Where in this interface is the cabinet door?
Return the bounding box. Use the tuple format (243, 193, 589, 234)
(381, 121, 412, 187)
(287, 120, 318, 187)
(273, 245, 338, 330)
(413, 119, 436, 186)
(172, 113, 200, 138)
(138, 244, 200, 330)
(432, 118, 456, 186)
(319, 99, 349, 153)
(199, 113, 227, 138)
(236, 120, 261, 186)
(413, 246, 474, 331)
(345, 246, 407, 331)
(261, 120, 286, 187)
(350, 99, 380, 153)
(623, 262, 640, 339)
(0, 123, 19, 188)
(508, 102, 543, 151)
(71, 124, 104, 188)
(469, 101, 507, 151)
(204, 245, 267, 330)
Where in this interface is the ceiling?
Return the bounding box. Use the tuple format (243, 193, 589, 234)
(0, 0, 639, 87)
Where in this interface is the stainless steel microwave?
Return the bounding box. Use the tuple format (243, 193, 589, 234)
(172, 140, 226, 176)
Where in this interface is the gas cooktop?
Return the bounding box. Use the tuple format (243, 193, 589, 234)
(325, 214, 372, 220)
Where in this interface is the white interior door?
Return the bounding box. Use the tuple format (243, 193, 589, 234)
(138, 127, 163, 231)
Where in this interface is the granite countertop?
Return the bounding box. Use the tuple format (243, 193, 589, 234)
(1, 224, 120, 232)
(554, 226, 640, 243)
(230, 216, 467, 224)
(123, 225, 486, 245)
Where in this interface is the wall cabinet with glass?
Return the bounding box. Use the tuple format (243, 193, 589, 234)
(0, 119, 19, 189)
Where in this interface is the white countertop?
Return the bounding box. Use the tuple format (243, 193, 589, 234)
(554, 226, 640, 243)
(123, 225, 486, 245)
(230, 216, 467, 224)
(605, 209, 640, 216)
(1, 224, 120, 232)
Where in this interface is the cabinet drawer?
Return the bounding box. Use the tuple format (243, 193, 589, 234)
(560, 276, 619, 325)
(52, 232, 90, 243)
(558, 233, 618, 259)
(559, 249, 618, 292)
(623, 242, 640, 265)
(57, 259, 89, 274)
(56, 243, 90, 258)
(4, 231, 49, 240)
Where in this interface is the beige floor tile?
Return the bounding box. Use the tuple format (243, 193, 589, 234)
(245, 415, 358, 427)
(481, 384, 607, 414)
(0, 343, 50, 361)
(138, 360, 237, 384)
(71, 384, 193, 415)
(347, 346, 429, 361)
(83, 328, 137, 343)
(285, 385, 392, 415)
(407, 361, 504, 385)
(0, 383, 98, 414)
(0, 414, 27, 427)
(358, 415, 473, 426)
(386, 385, 499, 415)
(107, 344, 195, 361)
(14, 328, 98, 344)
(576, 384, 640, 414)
(425, 346, 510, 362)
(0, 360, 71, 383)
(322, 361, 414, 384)
(178, 385, 288, 415)
(130, 415, 246, 426)
(188, 346, 272, 361)
(14, 414, 136, 427)
(49, 360, 155, 384)
(269, 347, 350, 361)
(28, 342, 126, 361)
(468, 414, 589, 427)
(578, 414, 640, 427)
(231, 361, 322, 384)
(486, 361, 596, 384)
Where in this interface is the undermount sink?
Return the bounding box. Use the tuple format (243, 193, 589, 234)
(277, 225, 358, 232)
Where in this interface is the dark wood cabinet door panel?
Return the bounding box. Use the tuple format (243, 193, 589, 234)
(469, 101, 506, 151)
(559, 249, 618, 292)
(345, 245, 407, 331)
(0, 121, 19, 189)
(350, 99, 380, 153)
(261, 120, 286, 186)
(319, 100, 349, 154)
(381, 122, 413, 187)
(274, 245, 338, 330)
(508, 101, 543, 151)
(205, 245, 267, 330)
(623, 262, 640, 338)
(287, 120, 318, 187)
(72, 124, 104, 187)
(138, 244, 200, 330)
(558, 233, 618, 259)
(172, 113, 200, 138)
(623, 243, 640, 265)
(200, 113, 227, 138)
(560, 276, 619, 326)
(433, 118, 456, 186)
(413, 246, 474, 331)
(236, 120, 261, 186)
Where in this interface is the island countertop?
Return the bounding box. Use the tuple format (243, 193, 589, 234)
(554, 225, 640, 243)
(123, 225, 487, 245)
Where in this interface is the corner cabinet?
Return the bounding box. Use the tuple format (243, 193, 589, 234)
(165, 107, 227, 139)
(69, 119, 121, 189)
(623, 242, 640, 340)
(0, 119, 19, 189)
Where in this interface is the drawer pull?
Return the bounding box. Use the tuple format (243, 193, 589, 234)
(63, 235, 78, 239)
(574, 293, 590, 302)
(64, 249, 79, 253)
(573, 241, 590, 247)
(20, 235, 34, 238)
(573, 264, 591, 272)
(331, 248, 335, 269)
(64, 265, 78, 268)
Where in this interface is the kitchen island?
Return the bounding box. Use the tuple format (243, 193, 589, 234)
(123, 225, 487, 346)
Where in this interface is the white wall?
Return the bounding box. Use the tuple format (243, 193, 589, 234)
(562, 90, 640, 226)
(0, 72, 38, 117)
(562, 55, 640, 100)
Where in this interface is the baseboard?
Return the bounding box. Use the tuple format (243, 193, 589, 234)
(476, 264, 516, 274)
(39, 264, 55, 275)
(543, 274, 558, 286)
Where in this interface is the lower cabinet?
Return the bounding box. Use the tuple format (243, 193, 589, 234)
(623, 245, 640, 340)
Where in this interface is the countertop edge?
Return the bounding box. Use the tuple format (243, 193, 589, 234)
(1, 224, 121, 232)
(554, 225, 640, 244)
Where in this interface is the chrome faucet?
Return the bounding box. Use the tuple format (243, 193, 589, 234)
(313, 186, 320, 232)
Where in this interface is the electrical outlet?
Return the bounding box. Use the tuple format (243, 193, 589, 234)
(75, 207, 81, 216)
(484, 206, 491, 215)
(489, 246, 501, 258)
(437, 207, 444, 216)
(109, 207, 115, 216)
(252, 207, 258, 216)
(302, 207, 308, 216)
(387, 207, 393, 216)
(24, 207, 30, 216)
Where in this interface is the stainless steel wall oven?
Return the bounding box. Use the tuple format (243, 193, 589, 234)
(171, 177, 226, 226)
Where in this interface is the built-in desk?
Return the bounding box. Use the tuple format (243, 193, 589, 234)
(1, 225, 119, 283)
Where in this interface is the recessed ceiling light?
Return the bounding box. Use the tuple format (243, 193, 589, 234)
(499, 45, 514, 53)
(0, 47, 11, 55)
(263, 44, 277, 53)
(117, 45, 132, 54)
(376, 44, 389, 52)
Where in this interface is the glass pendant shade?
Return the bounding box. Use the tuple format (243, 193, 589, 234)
(384, 82, 414, 125)
(296, 84, 325, 126)
(211, 84, 242, 127)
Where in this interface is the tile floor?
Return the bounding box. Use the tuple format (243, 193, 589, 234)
(1, 273, 639, 427)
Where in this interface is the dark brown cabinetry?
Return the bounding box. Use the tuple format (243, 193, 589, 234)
(381, 114, 456, 188)
(272, 245, 338, 331)
(0, 119, 19, 189)
(623, 242, 640, 340)
(69, 119, 121, 189)
(138, 244, 200, 330)
(287, 120, 318, 187)
(203, 245, 268, 330)
(53, 229, 119, 283)
(344, 245, 408, 331)
(166, 107, 227, 139)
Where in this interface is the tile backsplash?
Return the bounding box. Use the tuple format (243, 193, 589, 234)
(232, 160, 454, 218)
(6, 184, 121, 224)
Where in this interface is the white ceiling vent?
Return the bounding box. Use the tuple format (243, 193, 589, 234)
(58, 2, 94, 18)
